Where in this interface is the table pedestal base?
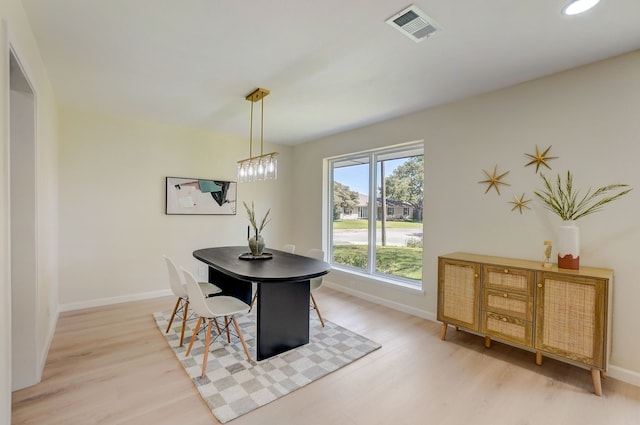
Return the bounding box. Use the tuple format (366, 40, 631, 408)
(256, 280, 310, 360)
(208, 267, 310, 360)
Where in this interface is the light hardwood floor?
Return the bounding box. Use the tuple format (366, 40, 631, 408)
(12, 288, 640, 425)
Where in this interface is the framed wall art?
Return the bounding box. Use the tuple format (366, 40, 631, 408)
(165, 177, 237, 215)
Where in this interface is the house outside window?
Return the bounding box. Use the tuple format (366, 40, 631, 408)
(328, 143, 424, 288)
(358, 206, 368, 219)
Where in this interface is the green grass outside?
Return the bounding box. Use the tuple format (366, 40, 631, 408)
(333, 219, 422, 230)
(332, 244, 422, 281)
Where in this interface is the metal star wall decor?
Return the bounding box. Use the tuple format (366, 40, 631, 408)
(479, 165, 511, 195)
(509, 193, 531, 214)
(524, 145, 558, 173)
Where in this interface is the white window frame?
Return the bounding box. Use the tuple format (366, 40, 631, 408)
(326, 142, 424, 290)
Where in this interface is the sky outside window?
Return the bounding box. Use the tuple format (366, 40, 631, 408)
(334, 159, 404, 195)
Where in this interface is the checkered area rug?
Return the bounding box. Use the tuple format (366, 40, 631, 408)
(153, 309, 381, 423)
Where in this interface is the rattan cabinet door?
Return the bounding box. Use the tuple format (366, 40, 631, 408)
(535, 272, 607, 369)
(437, 258, 481, 332)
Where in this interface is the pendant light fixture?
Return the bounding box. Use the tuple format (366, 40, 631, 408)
(237, 88, 278, 182)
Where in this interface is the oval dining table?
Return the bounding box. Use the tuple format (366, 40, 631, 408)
(193, 246, 330, 361)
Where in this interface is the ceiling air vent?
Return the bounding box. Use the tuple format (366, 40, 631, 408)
(385, 4, 441, 43)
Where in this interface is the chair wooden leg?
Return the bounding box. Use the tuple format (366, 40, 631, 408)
(201, 320, 212, 378)
(310, 292, 325, 327)
(232, 316, 252, 362)
(213, 317, 221, 334)
(179, 300, 189, 347)
(248, 291, 258, 313)
(224, 316, 231, 342)
(165, 297, 182, 333)
(185, 316, 203, 356)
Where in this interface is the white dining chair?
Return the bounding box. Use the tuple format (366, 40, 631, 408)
(182, 268, 252, 377)
(163, 255, 221, 347)
(306, 248, 326, 327)
(248, 243, 296, 312)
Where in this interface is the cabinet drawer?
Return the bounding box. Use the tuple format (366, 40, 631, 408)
(484, 290, 533, 321)
(482, 312, 533, 347)
(483, 265, 534, 295)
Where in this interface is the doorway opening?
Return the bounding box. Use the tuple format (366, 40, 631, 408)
(10, 48, 39, 390)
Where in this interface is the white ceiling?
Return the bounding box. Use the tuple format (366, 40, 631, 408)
(20, 0, 640, 145)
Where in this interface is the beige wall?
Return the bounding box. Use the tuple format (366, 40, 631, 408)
(1, 0, 59, 421)
(291, 50, 640, 383)
(57, 107, 293, 308)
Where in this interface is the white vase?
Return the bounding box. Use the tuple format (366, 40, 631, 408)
(557, 220, 580, 269)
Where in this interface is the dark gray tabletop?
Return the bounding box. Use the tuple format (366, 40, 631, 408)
(193, 246, 330, 283)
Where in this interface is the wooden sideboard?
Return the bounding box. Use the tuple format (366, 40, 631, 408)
(437, 252, 613, 396)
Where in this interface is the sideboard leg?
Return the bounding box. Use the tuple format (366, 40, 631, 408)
(591, 369, 603, 396)
(440, 323, 448, 340)
(484, 336, 491, 348)
(535, 351, 543, 366)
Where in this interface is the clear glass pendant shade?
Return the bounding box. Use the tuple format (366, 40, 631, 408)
(237, 88, 279, 183)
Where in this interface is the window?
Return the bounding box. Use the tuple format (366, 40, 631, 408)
(328, 143, 424, 288)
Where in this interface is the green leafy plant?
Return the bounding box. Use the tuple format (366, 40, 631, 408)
(243, 201, 271, 237)
(534, 171, 631, 221)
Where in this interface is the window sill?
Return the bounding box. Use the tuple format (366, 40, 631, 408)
(330, 265, 424, 294)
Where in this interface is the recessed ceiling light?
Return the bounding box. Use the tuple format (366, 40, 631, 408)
(562, 0, 601, 16)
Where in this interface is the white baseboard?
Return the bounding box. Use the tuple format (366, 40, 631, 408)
(608, 365, 640, 388)
(323, 281, 437, 322)
(39, 307, 59, 380)
(59, 289, 172, 312)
